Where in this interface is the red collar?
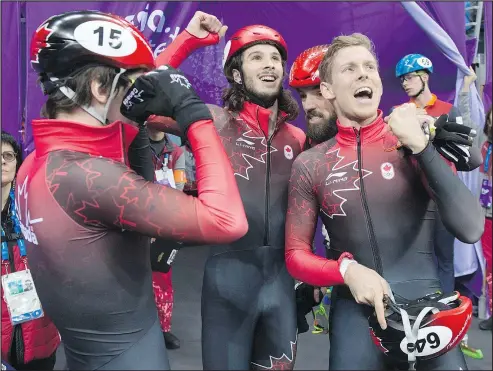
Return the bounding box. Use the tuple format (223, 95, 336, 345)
(32, 119, 139, 163)
(335, 110, 387, 146)
(237, 101, 288, 137)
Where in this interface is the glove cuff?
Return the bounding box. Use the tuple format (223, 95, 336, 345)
(413, 140, 433, 158)
(175, 100, 213, 134)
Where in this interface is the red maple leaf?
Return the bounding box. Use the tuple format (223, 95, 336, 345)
(31, 22, 54, 63)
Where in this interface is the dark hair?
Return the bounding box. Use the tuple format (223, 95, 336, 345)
(40, 64, 133, 119)
(1, 131, 23, 173)
(485, 106, 492, 139)
(222, 43, 299, 122)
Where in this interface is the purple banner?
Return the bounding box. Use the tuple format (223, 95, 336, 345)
(17, 1, 464, 152)
(1, 1, 22, 144)
(1, 1, 472, 255)
(417, 1, 467, 58)
(415, 1, 468, 104)
(484, 0, 492, 111)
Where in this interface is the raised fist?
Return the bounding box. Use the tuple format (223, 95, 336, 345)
(120, 65, 212, 134)
(387, 103, 428, 154)
(186, 11, 228, 41)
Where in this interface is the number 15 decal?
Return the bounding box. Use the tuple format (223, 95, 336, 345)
(93, 26, 122, 49)
(74, 20, 137, 57)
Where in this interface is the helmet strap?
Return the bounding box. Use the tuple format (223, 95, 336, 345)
(102, 68, 127, 124)
(410, 75, 426, 99)
(49, 68, 127, 125)
(400, 305, 439, 367)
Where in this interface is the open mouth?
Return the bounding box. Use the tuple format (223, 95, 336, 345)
(259, 74, 277, 83)
(306, 111, 323, 122)
(354, 86, 373, 100)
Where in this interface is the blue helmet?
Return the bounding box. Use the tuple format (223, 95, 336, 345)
(395, 54, 433, 78)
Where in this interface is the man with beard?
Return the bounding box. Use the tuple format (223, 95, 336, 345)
(288, 45, 339, 333)
(150, 11, 305, 370)
(284, 33, 483, 370)
(289, 44, 338, 149)
(289, 45, 339, 250)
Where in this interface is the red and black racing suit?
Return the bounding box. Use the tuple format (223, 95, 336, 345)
(203, 104, 305, 370)
(156, 31, 306, 370)
(285, 112, 483, 370)
(15, 119, 247, 370)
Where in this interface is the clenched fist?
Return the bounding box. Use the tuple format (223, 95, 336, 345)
(120, 65, 212, 134)
(386, 103, 428, 154)
(186, 11, 228, 42)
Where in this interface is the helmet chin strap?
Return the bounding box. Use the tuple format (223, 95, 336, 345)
(50, 68, 127, 125)
(400, 305, 440, 370)
(410, 76, 426, 99)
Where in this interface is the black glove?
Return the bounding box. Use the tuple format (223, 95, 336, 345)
(432, 114, 475, 147)
(120, 65, 212, 134)
(436, 143, 483, 172)
(128, 124, 155, 181)
(430, 114, 479, 169)
(295, 282, 323, 334)
(462, 146, 483, 171)
(150, 238, 184, 273)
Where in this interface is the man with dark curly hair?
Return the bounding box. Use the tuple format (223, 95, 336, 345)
(151, 11, 305, 370)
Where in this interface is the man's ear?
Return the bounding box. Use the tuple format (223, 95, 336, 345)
(232, 69, 242, 84)
(90, 80, 109, 105)
(320, 81, 335, 100)
(421, 73, 430, 84)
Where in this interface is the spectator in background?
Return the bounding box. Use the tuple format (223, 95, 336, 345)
(167, 134, 182, 147)
(148, 126, 187, 349)
(182, 148, 197, 196)
(457, 68, 492, 330)
(394, 54, 461, 294)
(457, 67, 481, 138)
(1, 131, 60, 370)
(479, 107, 492, 330)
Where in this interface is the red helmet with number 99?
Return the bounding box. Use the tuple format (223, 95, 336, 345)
(368, 291, 472, 365)
(289, 44, 329, 88)
(31, 10, 155, 78)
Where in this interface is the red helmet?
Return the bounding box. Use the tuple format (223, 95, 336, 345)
(31, 10, 155, 77)
(222, 25, 288, 68)
(289, 45, 329, 88)
(369, 291, 472, 364)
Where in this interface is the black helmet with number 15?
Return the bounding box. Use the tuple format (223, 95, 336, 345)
(31, 10, 155, 78)
(30, 10, 155, 124)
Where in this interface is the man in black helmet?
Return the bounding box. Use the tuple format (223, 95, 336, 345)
(17, 10, 247, 370)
